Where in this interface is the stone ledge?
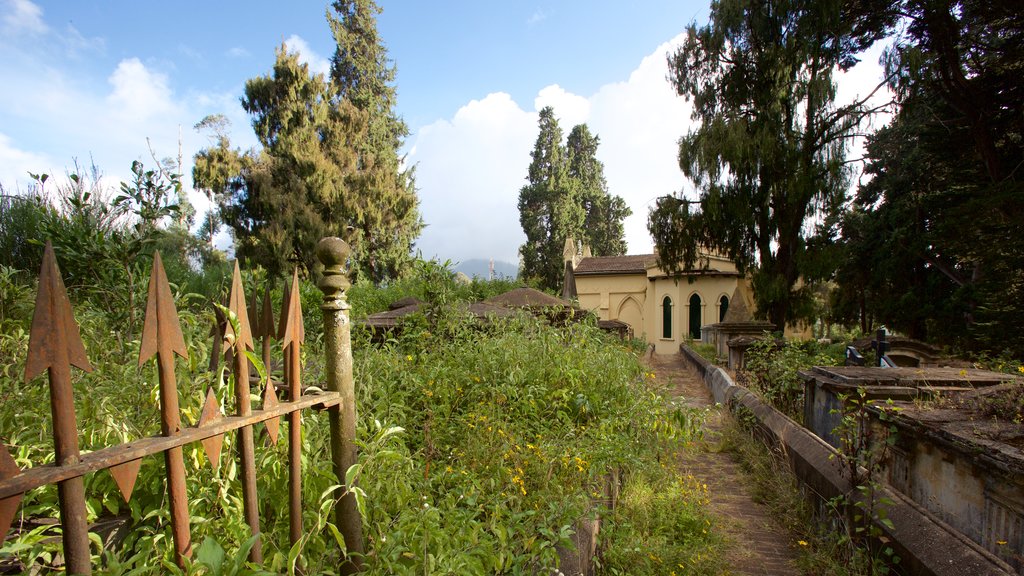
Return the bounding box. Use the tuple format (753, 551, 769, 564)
(679, 344, 1016, 576)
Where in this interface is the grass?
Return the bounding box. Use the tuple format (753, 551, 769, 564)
(687, 342, 722, 365)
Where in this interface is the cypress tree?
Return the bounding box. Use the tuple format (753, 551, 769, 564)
(328, 0, 422, 283)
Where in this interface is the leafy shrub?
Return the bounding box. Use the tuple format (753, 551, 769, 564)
(688, 342, 720, 364)
(741, 336, 843, 421)
(347, 258, 521, 319)
(0, 188, 52, 275)
(352, 314, 691, 573)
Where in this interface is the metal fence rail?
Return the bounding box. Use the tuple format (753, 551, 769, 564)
(0, 238, 361, 573)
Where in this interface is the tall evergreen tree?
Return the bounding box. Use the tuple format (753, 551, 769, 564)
(518, 109, 632, 290)
(830, 0, 1024, 353)
(195, 2, 421, 281)
(567, 125, 631, 257)
(214, 46, 364, 276)
(649, 0, 892, 329)
(327, 0, 422, 283)
(518, 107, 579, 290)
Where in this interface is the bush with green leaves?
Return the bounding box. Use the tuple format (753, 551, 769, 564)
(351, 312, 701, 573)
(741, 336, 843, 421)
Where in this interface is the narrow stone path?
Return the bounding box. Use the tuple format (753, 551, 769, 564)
(648, 353, 801, 576)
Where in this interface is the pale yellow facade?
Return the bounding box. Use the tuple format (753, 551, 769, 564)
(573, 253, 744, 354)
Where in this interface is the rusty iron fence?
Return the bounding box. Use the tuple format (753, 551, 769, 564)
(0, 238, 363, 573)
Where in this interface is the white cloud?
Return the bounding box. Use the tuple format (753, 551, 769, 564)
(283, 34, 330, 77)
(0, 6, 255, 235)
(107, 58, 179, 122)
(0, 132, 53, 190)
(2, 0, 47, 36)
(406, 32, 893, 265)
(407, 34, 693, 264)
(527, 10, 546, 26)
(534, 85, 590, 129)
(408, 93, 536, 265)
(62, 23, 105, 57)
(227, 46, 250, 59)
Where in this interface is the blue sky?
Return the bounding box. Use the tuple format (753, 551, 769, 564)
(0, 0, 885, 265)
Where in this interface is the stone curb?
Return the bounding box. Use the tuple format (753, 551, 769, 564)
(678, 345, 1015, 576)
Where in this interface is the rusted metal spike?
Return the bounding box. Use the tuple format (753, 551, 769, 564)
(139, 251, 188, 364)
(197, 389, 225, 469)
(23, 241, 91, 574)
(0, 444, 24, 541)
(285, 268, 305, 546)
(138, 251, 193, 565)
(262, 384, 280, 445)
(25, 242, 92, 381)
(109, 458, 142, 502)
(281, 270, 305, 350)
(225, 261, 254, 352)
(227, 262, 261, 562)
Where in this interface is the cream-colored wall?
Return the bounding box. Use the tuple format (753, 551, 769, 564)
(576, 271, 741, 354)
(576, 274, 649, 321)
(649, 275, 740, 354)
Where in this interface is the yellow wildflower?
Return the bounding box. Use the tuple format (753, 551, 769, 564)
(798, 540, 808, 546)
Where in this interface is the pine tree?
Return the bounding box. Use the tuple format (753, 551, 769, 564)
(518, 107, 581, 290)
(518, 109, 631, 290)
(566, 125, 630, 257)
(228, 46, 364, 276)
(195, 2, 421, 281)
(327, 0, 422, 283)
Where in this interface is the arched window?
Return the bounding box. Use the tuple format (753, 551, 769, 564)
(719, 295, 729, 322)
(662, 296, 673, 339)
(688, 293, 702, 339)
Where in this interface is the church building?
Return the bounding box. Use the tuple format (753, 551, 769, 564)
(561, 239, 756, 354)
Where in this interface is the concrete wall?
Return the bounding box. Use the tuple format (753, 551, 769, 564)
(680, 345, 1017, 576)
(886, 419, 1024, 574)
(802, 374, 1024, 573)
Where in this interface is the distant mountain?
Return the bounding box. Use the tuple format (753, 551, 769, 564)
(453, 259, 518, 279)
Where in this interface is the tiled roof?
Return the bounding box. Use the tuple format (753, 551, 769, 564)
(573, 254, 657, 275)
(484, 287, 570, 308)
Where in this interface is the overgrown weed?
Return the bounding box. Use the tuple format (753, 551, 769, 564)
(719, 417, 893, 576)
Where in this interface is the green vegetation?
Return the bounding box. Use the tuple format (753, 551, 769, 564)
(740, 336, 843, 422)
(0, 202, 717, 573)
(830, 0, 1024, 355)
(649, 0, 889, 330)
(687, 342, 722, 365)
(650, 0, 1023, 357)
(597, 467, 723, 575)
(518, 107, 631, 291)
(194, 0, 421, 282)
(719, 418, 889, 576)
